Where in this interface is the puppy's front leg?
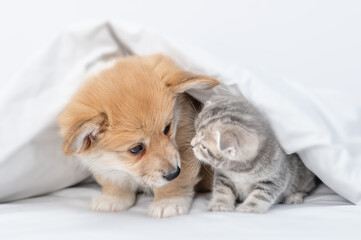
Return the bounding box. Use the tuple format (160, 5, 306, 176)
(92, 173, 137, 212)
(149, 152, 200, 218)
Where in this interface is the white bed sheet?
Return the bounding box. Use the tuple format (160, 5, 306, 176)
(1, 184, 360, 240)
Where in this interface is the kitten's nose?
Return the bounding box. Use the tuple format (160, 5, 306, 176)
(163, 167, 181, 181)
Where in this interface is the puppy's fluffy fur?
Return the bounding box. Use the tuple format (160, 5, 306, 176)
(58, 54, 219, 218)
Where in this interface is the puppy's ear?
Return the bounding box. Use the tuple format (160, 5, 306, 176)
(61, 113, 108, 156)
(167, 72, 220, 93)
(147, 54, 220, 93)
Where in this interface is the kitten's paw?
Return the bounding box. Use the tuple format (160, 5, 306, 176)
(148, 198, 192, 218)
(92, 194, 135, 212)
(284, 192, 306, 204)
(208, 202, 234, 212)
(235, 204, 267, 214)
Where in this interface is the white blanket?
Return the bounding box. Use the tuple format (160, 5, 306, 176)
(0, 20, 360, 205)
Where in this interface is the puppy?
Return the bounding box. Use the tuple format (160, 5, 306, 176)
(58, 54, 219, 218)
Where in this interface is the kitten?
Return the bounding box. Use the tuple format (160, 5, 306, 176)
(191, 94, 318, 213)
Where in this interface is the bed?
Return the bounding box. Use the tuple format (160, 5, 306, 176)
(1, 183, 360, 240)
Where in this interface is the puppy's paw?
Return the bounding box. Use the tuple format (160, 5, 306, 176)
(208, 202, 234, 212)
(284, 192, 306, 204)
(235, 204, 267, 214)
(92, 194, 135, 212)
(148, 198, 192, 218)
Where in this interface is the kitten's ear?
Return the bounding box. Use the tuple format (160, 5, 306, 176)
(217, 126, 261, 161)
(147, 54, 220, 93)
(215, 130, 241, 159)
(59, 112, 108, 156)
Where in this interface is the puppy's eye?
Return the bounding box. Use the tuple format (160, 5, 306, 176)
(129, 144, 144, 154)
(163, 123, 171, 135)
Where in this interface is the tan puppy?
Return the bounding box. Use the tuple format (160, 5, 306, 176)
(58, 54, 219, 218)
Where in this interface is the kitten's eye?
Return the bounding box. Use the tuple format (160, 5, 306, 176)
(163, 123, 171, 135)
(129, 144, 144, 154)
(200, 144, 207, 150)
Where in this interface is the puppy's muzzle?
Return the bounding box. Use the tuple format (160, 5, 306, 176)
(163, 166, 181, 181)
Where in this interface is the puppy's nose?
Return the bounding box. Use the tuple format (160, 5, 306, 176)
(163, 167, 181, 181)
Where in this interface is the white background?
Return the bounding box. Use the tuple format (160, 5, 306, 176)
(0, 0, 360, 97)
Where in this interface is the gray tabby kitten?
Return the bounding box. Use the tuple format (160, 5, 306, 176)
(191, 94, 317, 213)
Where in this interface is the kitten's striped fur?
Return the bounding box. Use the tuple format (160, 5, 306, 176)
(191, 94, 318, 213)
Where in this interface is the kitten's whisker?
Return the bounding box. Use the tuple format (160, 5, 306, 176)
(200, 161, 214, 176)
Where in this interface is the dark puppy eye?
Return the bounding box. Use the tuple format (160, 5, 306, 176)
(129, 144, 144, 154)
(163, 123, 171, 135)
